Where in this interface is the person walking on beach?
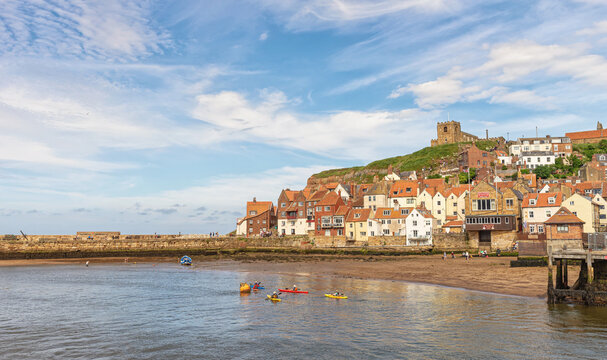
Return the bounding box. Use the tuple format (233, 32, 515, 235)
(451, 251, 455, 259)
(443, 251, 446, 260)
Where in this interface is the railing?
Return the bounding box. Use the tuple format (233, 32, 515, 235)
(321, 223, 332, 228)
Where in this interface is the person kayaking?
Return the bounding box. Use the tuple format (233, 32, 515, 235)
(292, 284, 298, 291)
(271, 291, 279, 299)
(333, 291, 342, 297)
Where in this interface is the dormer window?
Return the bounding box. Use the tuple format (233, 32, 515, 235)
(401, 209, 409, 215)
(354, 213, 361, 218)
(249, 210, 257, 216)
(383, 210, 391, 216)
(548, 197, 555, 204)
(529, 199, 536, 205)
(406, 187, 412, 192)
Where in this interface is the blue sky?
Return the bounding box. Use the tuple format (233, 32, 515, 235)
(1, 0, 607, 234)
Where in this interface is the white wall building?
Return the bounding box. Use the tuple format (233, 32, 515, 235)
(405, 209, 436, 246)
(516, 151, 555, 169)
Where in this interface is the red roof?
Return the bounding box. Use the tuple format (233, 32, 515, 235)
(566, 129, 607, 140)
(374, 207, 412, 219)
(442, 220, 463, 227)
(545, 207, 584, 224)
(317, 192, 342, 206)
(522, 192, 564, 208)
(335, 205, 351, 216)
(346, 208, 371, 222)
(389, 180, 418, 198)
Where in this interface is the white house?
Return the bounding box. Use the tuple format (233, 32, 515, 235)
(405, 208, 436, 246)
(522, 192, 564, 233)
(236, 218, 247, 236)
(516, 151, 555, 169)
(495, 150, 512, 165)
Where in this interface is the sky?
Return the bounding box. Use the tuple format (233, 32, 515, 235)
(1, 0, 607, 234)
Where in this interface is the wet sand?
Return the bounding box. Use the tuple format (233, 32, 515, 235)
(0, 254, 558, 298)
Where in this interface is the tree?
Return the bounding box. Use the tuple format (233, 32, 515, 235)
(458, 168, 476, 184)
(501, 165, 508, 170)
(520, 169, 530, 174)
(427, 173, 442, 179)
(533, 165, 553, 179)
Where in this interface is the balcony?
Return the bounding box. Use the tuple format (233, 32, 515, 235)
(465, 215, 516, 231)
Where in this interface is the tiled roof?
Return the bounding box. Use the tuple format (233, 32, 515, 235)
(566, 129, 607, 140)
(373, 207, 413, 219)
(346, 208, 371, 222)
(416, 208, 435, 219)
(317, 192, 341, 206)
(522, 192, 563, 208)
(545, 207, 584, 224)
(309, 189, 329, 201)
(325, 182, 339, 190)
(389, 180, 418, 198)
(351, 197, 364, 208)
(334, 205, 351, 216)
(442, 220, 463, 227)
(283, 190, 299, 201)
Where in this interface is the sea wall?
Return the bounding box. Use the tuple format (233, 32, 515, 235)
(0, 232, 485, 259)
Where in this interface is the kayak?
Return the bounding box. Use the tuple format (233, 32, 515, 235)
(278, 289, 308, 294)
(267, 295, 282, 302)
(251, 286, 265, 290)
(325, 294, 348, 299)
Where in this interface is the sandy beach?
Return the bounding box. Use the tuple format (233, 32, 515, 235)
(0, 253, 559, 298)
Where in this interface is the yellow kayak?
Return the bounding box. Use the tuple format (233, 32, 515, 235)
(267, 295, 282, 302)
(325, 294, 348, 299)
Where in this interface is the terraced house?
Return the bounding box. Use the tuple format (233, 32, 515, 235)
(345, 208, 372, 242)
(388, 180, 418, 208)
(314, 192, 349, 237)
(405, 208, 436, 246)
(522, 192, 565, 234)
(277, 189, 309, 236)
(236, 198, 277, 237)
(371, 207, 411, 236)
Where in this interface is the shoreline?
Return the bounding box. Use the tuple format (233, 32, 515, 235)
(0, 253, 554, 298)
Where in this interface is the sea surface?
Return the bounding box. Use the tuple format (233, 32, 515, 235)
(1, 262, 607, 359)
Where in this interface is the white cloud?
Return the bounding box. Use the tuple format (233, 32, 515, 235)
(193, 89, 437, 160)
(259, 31, 269, 41)
(406, 75, 480, 109)
(577, 20, 607, 36)
(488, 89, 556, 109)
(0, 0, 169, 60)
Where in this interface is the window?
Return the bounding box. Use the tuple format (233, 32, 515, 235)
(444, 126, 448, 132)
(360, 232, 366, 236)
(437, 201, 441, 205)
(483, 153, 487, 157)
(349, 223, 353, 228)
(538, 225, 544, 233)
(437, 210, 442, 214)
(506, 199, 514, 208)
(333, 216, 344, 226)
(529, 199, 536, 205)
(537, 157, 541, 162)
(360, 223, 363, 228)
(426, 231, 431, 236)
(529, 210, 534, 218)
(406, 187, 412, 192)
(413, 230, 418, 237)
(505, 217, 509, 224)
(407, 198, 414, 204)
(373, 196, 376, 201)
(299, 210, 303, 216)
(291, 229, 295, 235)
(325, 206, 331, 211)
(354, 213, 361, 218)
(475, 199, 495, 210)
(316, 206, 321, 212)
(249, 220, 253, 225)
(546, 211, 551, 218)
(381, 219, 386, 224)
(557, 225, 569, 233)
(383, 229, 390, 235)
(373, 206, 376, 211)
(281, 203, 286, 207)
(383, 210, 391, 216)
(368, 221, 373, 226)
(249, 210, 257, 216)
(281, 211, 286, 216)
(462, 209, 465, 214)
(262, 220, 266, 224)
(401, 209, 409, 215)
(281, 221, 285, 226)
(368, 196, 372, 201)
(529, 225, 535, 233)
(425, 220, 431, 226)
(569, 201, 574, 206)
(600, 215, 606, 219)
(413, 220, 418, 226)
(370, 231, 375, 236)
(325, 230, 330, 236)
(387, 220, 391, 224)
(546, 157, 551, 162)
(249, 228, 253, 233)
(548, 197, 555, 204)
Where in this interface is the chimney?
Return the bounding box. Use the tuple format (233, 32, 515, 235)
(486, 129, 489, 139)
(388, 164, 393, 174)
(253, 197, 257, 203)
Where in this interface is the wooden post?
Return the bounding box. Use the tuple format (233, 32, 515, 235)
(547, 255, 554, 303)
(587, 253, 594, 284)
(563, 259, 568, 289)
(556, 259, 563, 289)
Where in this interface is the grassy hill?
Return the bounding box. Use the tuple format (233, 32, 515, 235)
(312, 140, 497, 182)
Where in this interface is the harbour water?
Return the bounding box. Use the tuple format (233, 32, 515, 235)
(1, 263, 607, 359)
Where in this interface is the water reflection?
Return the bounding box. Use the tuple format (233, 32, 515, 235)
(1, 264, 607, 359)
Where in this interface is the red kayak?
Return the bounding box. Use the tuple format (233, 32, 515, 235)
(278, 289, 309, 294)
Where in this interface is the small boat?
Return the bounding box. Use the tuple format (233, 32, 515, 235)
(267, 295, 282, 302)
(180, 256, 192, 266)
(325, 294, 348, 299)
(240, 283, 251, 293)
(278, 289, 308, 294)
(251, 286, 265, 291)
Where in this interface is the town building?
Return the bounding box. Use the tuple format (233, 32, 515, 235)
(345, 208, 372, 242)
(545, 207, 585, 252)
(458, 143, 496, 170)
(521, 192, 565, 234)
(405, 208, 436, 246)
(509, 136, 572, 158)
(237, 198, 277, 237)
(314, 192, 348, 237)
(495, 150, 512, 165)
(562, 193, 599, 233)
(565, 122, 607, 144)
(464, 181, 521, 250)
(578, 154, 607, 181)
(515, 151, 555, 169)
(364, 182, 390, 211)
(373, 207, 410, 236)
(388, 180, 419, 208)
(277, 189, 309, 235)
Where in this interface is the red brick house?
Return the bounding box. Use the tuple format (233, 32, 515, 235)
(239, 198, 277, 237)
(545, 207, 584, 252)
(458, 143, 496, 170)
(314, 192, 349, 236)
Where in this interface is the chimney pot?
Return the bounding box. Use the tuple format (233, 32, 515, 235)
(253, 197, 256, 202)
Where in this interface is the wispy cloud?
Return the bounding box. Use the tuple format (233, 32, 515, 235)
(0, 0, 170, 60)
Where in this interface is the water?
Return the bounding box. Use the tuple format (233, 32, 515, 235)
(1, 263, 607, 359)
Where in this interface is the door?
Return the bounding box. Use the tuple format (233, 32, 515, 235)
(479, 230, 491, 243)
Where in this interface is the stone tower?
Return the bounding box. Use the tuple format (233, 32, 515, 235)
(598, 121, 603, 130)
(430, 120, 480, 146)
